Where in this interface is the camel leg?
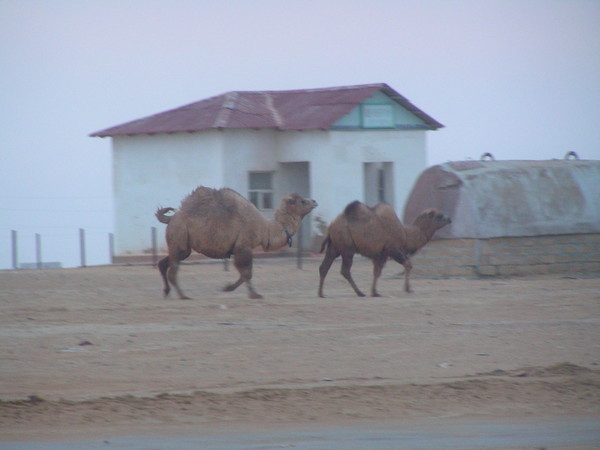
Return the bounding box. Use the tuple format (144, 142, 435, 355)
(403, 259, 413, 293)
(223, 277, 244, 292)
(225, 249, 263, 299)
(392, 253, 413, 293)
(370, 255, 387, 297)
(166, 260, 191, 300)
(340, 251, 365, 297)
(157, 256, 170, 297)
(318, 244, 340, 298)
(164, 249, 192, 300)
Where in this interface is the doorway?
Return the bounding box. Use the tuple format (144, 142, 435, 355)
(278, 162, 312, 250)
(364, 162, 394, 206)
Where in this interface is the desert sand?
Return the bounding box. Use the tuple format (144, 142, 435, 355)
(0, 257, 599, 441)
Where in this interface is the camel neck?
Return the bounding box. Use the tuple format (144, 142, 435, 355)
(275, 210, 301, 235)
(262, 211, 301, 252)
(405, 226, 430, 254)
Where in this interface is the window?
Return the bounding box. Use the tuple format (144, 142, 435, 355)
(361, 104, 394, 128)
(249, 172, 274, 210)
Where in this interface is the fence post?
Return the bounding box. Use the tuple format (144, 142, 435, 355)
(79, 228, 86, 268)
(11, 230, 18, 269)
(109, 233, 114, 264)
(35, 233, 42, 269)
(151, 227, 158, 265)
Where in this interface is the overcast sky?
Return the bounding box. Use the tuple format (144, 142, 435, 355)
(1, 0, 599, 269)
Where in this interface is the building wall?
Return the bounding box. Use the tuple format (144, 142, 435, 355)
(112, 125, 428, 255)
(327, 129, 426, 218)
(276, 128, 427, 247)
(112, 131, 223, 254)
(411, 234, 600, 278)
(220, 129, 279, 194)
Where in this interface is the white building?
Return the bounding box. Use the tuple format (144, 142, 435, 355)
(91, 83, 443, 255)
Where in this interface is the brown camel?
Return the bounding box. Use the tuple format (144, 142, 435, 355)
(318, 201, 451, 297)
(156, 186, 317, 299)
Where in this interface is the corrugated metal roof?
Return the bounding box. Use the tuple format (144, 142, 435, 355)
(403, 159, 600, 239)
(90, 83, 443, 137)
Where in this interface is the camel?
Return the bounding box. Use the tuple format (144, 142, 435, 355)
(318, 201, 451, 297)
(156, 186, 317, 300)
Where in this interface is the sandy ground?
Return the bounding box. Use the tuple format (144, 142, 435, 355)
(0, 257, 599, 442)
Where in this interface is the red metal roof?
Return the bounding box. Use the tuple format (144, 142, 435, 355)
(90, 83, 443, 137)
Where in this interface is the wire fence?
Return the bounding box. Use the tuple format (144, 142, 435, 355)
(5, 228, 115, 270)
(4, 225, 308, 270)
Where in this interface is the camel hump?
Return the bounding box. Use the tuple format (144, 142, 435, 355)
(343, 200, 373, 221)
(372, 202, 404, 230)
(372, 202, 401, 220)
(180, 186, 247, 218)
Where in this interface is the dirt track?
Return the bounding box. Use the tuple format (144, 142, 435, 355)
(1, 257, 599, 440)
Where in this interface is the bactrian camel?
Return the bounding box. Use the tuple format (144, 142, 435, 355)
(318, 201, 451, 297)
(156, 186, 317, 299)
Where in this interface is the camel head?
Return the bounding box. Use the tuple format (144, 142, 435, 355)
(280, 193, 318, 218)
(414, 208, 452, 233)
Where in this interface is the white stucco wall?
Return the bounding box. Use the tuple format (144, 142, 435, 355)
(112, 127, 427, 254)
(112, 132, 223, 254)
(315, 90, 428, 224)
(220, 129, 279, 194)
(305, 130, 426, 225)
(274, 128, 426, 236)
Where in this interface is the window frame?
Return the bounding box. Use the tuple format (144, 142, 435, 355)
(377, 168, 386, 202)
(360, 103, 395, 129)
(248, 171, 274, 211)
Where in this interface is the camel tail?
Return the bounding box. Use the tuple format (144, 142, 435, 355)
(320, 235, 331, 253)
(155, 207, 175, 224)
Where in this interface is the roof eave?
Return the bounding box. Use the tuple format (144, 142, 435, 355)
(376, 83, 444, 130)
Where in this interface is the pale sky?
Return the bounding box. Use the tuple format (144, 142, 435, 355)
(1, 0, 599, 268)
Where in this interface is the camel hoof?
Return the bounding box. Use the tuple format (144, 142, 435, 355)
(249, 292, 264, 299)
(223, 284, 236, 292)
(372, 293, 382, 297)
(356, 292, 366, 297)
(179, 295, 193, 300)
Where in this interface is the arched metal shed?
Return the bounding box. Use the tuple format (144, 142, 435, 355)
(402, 157, 600, 277)
(404, 159, 600, 239)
